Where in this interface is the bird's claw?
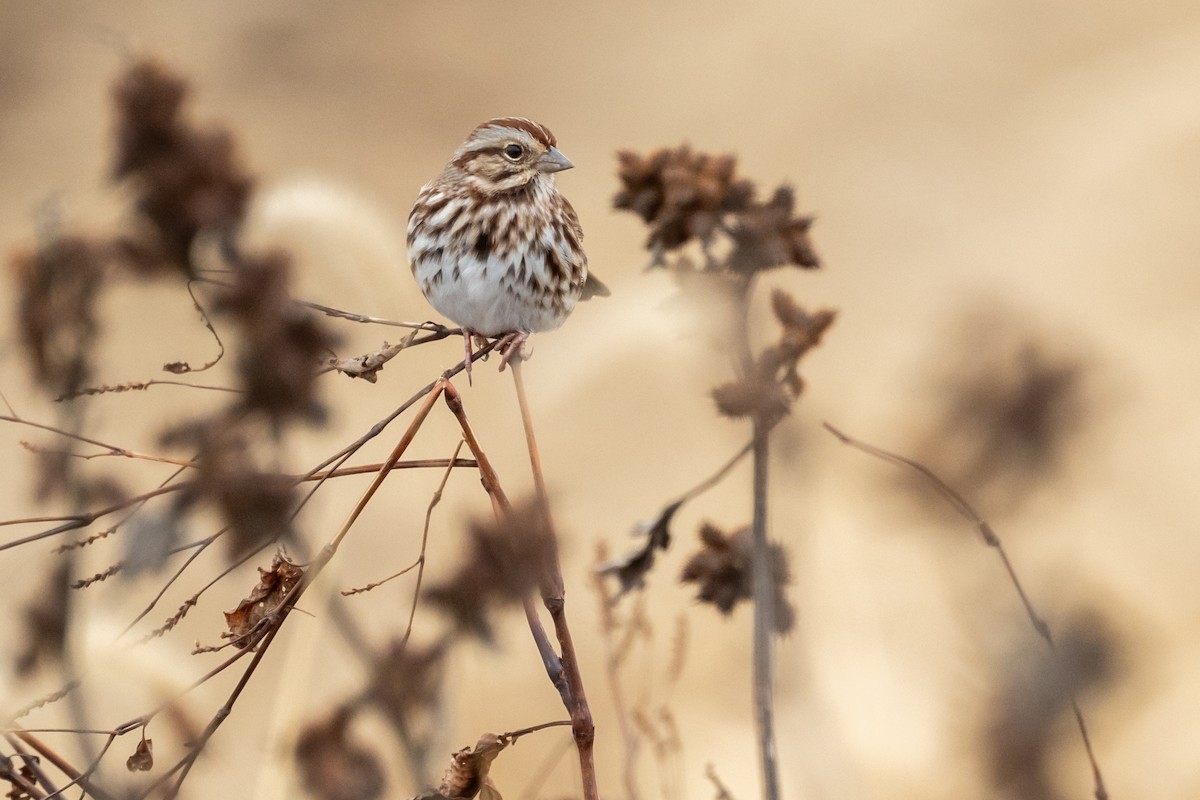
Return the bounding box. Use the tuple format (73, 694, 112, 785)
(496, 331, 531, 372)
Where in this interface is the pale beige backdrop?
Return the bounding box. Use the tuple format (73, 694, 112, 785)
(1, 2, 1198, 799)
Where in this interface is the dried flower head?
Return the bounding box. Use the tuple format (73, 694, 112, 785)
(712, 291, 836, 422)
(680, 523, 794, 634)
(615, 146, 755, 255)
(984, 615, 1116, 798)
(910, 307, 1087, 515)
(727, 186, 819, 273)
(15, 562, 70, 676)
(366, 639, 447, 733)
(113, 58, 252, 272)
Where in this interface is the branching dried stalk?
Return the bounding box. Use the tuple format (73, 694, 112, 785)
(824, 422, 1109, 800)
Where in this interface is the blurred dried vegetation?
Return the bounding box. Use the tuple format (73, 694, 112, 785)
(2, 3, 1196, 800)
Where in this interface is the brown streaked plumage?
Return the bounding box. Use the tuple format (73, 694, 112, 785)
(408, 117, 608, 370)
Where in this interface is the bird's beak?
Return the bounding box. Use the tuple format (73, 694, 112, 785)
(535, 146, 574, 173)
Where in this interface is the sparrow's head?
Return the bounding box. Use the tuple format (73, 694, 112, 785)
(449, 117, 574, 194)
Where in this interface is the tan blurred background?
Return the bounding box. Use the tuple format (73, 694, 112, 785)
(2, 2, 1199, 799)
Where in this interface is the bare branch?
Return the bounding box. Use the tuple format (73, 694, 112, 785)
(823, 421, 1109, 800)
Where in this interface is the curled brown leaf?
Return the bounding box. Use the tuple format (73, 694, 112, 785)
(126, 738, 153, 772)
(416, 733, 510, 800)
(222, 552, 304, 648)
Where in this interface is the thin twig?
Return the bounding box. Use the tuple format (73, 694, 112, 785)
(823, 421, 1108, 800)
(509, 359, 598, 800)
(191, 275, 453, 332)
(398, 439, 463, 641)
(142, 384, 451, 798)
(11, 729, 121, 800)
(4, 733, 60, 798)
(502, 719, 573, 743)
(674, 439, 754, 506)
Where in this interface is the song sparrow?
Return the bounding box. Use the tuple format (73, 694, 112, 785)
(408, 117, 608, 372)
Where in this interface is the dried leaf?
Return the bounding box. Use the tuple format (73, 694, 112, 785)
(126, 738, 153, 772)
(596, 499, 681, 596)
(222, 553, 303, 647)
(416, 733, 510, 800)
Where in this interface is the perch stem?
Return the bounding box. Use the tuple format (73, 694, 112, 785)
(751, 414, 780, 800)
(509, 359, 598, 800)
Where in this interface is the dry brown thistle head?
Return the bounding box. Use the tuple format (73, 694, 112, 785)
(15, 561, 71, 676)
(899, 306, 1089, 519)
(615, 145, 818, 276)
(680, 523, 794, 634)
(113, 58, 252, 272)
(983, 615, 1116, 798)
(712, 289, 837, 424)
(614, 146, 755, 254)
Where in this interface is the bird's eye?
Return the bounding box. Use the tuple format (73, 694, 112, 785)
(504, 144, 523, 160)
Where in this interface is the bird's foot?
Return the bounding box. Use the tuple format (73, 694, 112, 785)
(496, 331, 531, 372)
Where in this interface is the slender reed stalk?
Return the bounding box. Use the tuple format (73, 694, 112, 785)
(509, 359, 598, 800)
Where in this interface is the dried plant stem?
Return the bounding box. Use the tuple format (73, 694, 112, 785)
(328, 381, 446, 553)
(143, 382, 450, 798)
(4, 735, 59, 798)
(397, 439, 466, 642)
(823, 422, 1108, 800)
(731, 271, 782, 800)
(11, 729, 120, 800)
(750, 416, 780, 800)
(509, 359, 598, 800)
(442, 382, 570, 707)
